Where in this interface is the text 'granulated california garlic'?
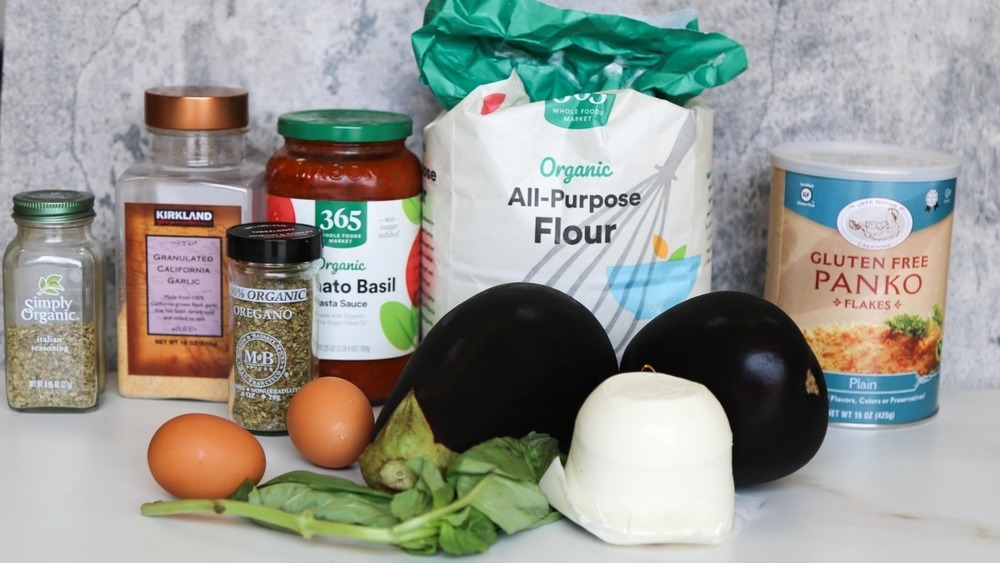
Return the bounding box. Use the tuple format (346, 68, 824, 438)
(539, 371, 735, 545)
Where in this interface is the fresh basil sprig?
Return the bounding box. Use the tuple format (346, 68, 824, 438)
(141, 432, 561, 556)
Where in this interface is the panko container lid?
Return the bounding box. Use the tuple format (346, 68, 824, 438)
(769, 141, 961, 182)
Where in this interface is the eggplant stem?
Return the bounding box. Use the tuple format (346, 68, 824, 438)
(379, 459, 417, 491)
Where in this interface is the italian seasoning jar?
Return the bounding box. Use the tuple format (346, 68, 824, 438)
(227, 222, 321, 433)
(265, 110, 422, 403)
(3, 190, 105, 412)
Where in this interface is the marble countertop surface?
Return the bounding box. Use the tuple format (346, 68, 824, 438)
(1, 386, 997, 562)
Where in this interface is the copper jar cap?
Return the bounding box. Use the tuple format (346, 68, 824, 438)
(144, 86, 249, 131)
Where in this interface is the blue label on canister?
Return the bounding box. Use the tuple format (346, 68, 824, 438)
(825, 370, 940, 424)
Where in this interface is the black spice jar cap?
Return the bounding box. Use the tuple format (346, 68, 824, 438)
(227, 222, 322, 264)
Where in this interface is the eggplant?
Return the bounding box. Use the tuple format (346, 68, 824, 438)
(619, 291, 828, 487)
(360, 282, 619, 490)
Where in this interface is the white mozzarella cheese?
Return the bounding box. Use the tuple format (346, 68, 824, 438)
(554, 371, 735, 544)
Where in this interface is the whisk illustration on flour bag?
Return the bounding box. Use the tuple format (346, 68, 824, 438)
(413, 0, 747, 352)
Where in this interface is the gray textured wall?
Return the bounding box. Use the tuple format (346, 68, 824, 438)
(1, 0, 997, 387)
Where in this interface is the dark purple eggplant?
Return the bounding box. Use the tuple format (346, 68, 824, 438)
(359, 282, 618, 490)
(620, 291, 828, 487)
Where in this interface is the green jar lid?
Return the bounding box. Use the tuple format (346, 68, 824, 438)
(277, 109, 412, 143)
(12, 190, 96, 222)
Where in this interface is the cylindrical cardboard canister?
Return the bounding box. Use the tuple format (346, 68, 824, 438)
(765, 141, 960, 427)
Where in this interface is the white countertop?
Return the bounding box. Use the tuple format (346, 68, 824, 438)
(2, 385, 998, 562)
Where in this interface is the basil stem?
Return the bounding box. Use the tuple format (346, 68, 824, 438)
(140, 499, 436, 546)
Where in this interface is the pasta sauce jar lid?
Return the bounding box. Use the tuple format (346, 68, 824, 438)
(145, 86, 249, 131)
(277, 109, 413, 143)
(227, 222, 323, 264)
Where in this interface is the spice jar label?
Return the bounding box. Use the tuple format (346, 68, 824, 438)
(6, 271, 98, 409)
(229, 281, 313, 431)
(122, 202, 242, 378)
(145, 235, 224, 336)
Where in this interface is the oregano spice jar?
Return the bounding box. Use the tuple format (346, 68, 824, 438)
(226, 222, 321, 432)
(3, 190, 105, 412)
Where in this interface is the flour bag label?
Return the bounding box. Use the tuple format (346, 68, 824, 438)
(421, 73, 714, 354)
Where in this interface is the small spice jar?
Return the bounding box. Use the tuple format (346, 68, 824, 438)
(226, 222, 322, 432)
(265, 109, 422, 403)
(3, 190, 105, 412)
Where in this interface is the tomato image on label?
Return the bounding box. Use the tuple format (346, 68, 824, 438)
(406, 232, 421, 306)
(267, 194, 296, 223)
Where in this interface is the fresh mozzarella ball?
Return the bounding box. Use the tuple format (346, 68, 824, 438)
(563, 371, 734, 542)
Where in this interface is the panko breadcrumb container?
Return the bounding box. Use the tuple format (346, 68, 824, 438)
(765, 141, 960, 426)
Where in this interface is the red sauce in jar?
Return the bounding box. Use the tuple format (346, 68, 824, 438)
(265, 110, 421, 402)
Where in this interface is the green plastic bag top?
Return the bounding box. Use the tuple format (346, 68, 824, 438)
(412, 0, 748, 110)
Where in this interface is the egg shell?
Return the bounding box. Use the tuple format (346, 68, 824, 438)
(147, 413, 266, 499)
(286, 377, 374, 468)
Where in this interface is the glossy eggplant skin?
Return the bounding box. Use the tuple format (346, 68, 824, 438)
(373, 282, 619, 454)
(620, 291, 828, 487)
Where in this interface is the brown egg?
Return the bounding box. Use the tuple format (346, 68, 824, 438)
(147, 413, 266, 499)
(286, 377, 374, 468)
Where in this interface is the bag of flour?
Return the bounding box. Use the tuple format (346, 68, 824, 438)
(413, 0, 747, 353)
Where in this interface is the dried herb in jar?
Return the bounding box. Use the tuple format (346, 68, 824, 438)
(6, 323, 99, 409)
(227, 222, 322, 432)
(3, 190, 105, 412)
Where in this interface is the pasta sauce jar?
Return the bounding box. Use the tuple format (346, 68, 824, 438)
(265, 110, 421, 402)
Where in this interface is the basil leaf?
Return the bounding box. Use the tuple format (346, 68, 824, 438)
(254, 482, 397, 527)
(263, 470, 392, 499)
(517, 432, 563, 481)
(448, 433, 560, 492)
(391, 458, 455, 520)
(397, 535, 440, 556)
(447, 434, 561, 534)
(439, 507, 498, 556)
(463, 474, 553, 534)
(229, 479, 257, 502)
(412, 457, 456, 510)
(390, 487, 432, 522)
